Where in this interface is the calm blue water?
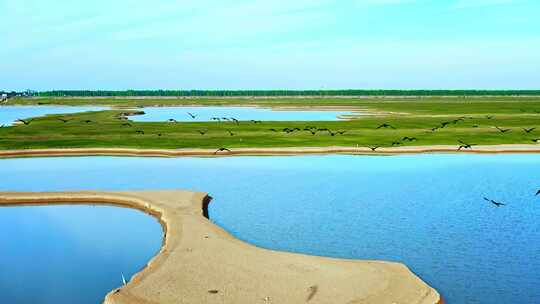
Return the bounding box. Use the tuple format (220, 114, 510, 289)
(130, 106, 357, 122)
(0, 205, 162, 304)
(0, 106, 107, 125)
(1, 155, 539, 303)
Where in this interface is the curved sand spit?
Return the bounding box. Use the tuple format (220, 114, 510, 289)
(0, 190, 442, 304)
(1, 144, 540, 158)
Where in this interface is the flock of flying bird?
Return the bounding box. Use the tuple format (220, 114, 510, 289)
(5, 111, 540, 210)
(8, 112, 540, 155)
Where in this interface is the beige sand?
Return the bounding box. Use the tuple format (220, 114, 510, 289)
(0, 190, 442, 304)
(1, 144, 540, 158)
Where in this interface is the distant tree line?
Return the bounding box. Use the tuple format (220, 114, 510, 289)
(18, 89, 540, 97)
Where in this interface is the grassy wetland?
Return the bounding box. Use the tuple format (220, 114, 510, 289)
(2, 96, 540, 150)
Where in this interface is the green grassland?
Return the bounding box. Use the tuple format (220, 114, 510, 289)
(2, 96, 540, 150)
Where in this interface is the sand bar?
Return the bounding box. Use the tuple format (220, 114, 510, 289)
(1, 144, 540, 158)
(0, 190, 442, 304)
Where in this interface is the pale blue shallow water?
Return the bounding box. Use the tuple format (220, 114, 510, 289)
(1, 155, 540, 303)
(0, 106, 108, 125)
(0, 205, 162, 304)
(130, 106, 357, 122)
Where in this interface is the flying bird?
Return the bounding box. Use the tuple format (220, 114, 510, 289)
(57, 118, 70, 123)
(495, 126, 511, 133)
(83, 120, 92, 123)
(458, 140, 473, 150)
(368, 146, 380, 151)
(214, 147, 231, 155)
(402, 136, 417, 142)
(16, 118, 32, 125)
(440, 121, 451, 128)
(269, 128, 278, 132)
(168, 118, 177, 123)
(523, 127, 536, 133)
(483, 197, 506, 207)
(376, 123, 396, 129)
(197, 130, 208, 135)
(535, 189, 540, 196)
(187, 112, 197, 119)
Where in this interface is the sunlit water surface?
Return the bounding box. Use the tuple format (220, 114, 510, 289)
(1, 155, 540, 304)
(0, 205, 162, 304)
(0, 106, 107, 125)
(130, 106, 357, 122)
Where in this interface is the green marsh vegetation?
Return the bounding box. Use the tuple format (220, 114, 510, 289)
(2, 96, 540, 150)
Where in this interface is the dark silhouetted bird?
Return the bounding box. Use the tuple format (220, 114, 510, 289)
(197, 130, 208, 135)
(368, 146, 380, 151)
(402, 136, 417, 141)
(376, 123, 396, 129)
(458, 140, 473, 150)
(214, 147, 231, 155)
(187, 112, 197, 119)
(16, 118, 32, 125)
(495, 126, 511, 133)
(57, 118, 70, 123)
(535, 189, 540, 196)
(168, 118, 177, 123)
(483, 197, 506, 207)
(523, 127, 536, 133)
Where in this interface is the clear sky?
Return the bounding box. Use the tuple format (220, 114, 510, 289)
(1, 0, 539, 90)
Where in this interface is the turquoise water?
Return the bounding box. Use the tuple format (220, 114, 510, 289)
(1, 155, 539, 303)
(0, 106, 107, 125)
(0, 205, 162, 304)
(130, 106, 357, 122)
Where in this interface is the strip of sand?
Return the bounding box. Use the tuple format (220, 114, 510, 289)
(1, 144, 540, 158)
(0, 190, 443, 304)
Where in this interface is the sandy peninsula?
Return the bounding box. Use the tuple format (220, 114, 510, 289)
(0, 190, 442, 304)
(1, 144, 540, 158)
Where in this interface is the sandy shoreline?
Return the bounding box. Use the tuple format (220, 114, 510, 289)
(1, 144, 540, 158)
(0, 190, 443, 304)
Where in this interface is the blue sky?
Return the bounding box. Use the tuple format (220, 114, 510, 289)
(1, 0, 539, 90)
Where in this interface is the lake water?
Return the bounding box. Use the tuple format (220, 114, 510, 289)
(1, 155, 539, 303)
(130, 106, 358, 122)
(0, 205, 162, 304)
(0, 106, 107, 125)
